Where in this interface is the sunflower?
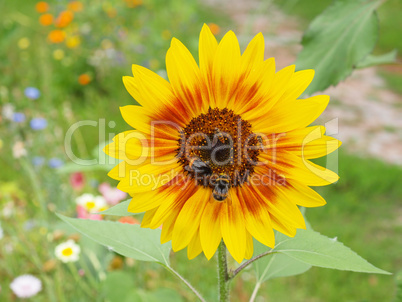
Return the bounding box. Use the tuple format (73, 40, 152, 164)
(104, 24, 341, 263)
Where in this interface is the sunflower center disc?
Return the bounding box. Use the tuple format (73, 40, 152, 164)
(177, 107, 261, 189)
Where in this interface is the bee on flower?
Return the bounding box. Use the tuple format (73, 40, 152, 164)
(54, 239, 81, 263)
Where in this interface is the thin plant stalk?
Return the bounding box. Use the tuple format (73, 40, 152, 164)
(217, 241, 229, 302)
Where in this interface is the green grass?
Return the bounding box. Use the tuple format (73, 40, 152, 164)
(380, 70, 402, 95)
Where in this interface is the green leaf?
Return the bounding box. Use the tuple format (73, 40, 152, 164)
(99, 199, 135, 216)
(56, 214, 171, 265)
(252, 233, 312, 282)
(296, 0, 382, 94)
(357, 49, 398, 68)
(275, 229, 391, 274)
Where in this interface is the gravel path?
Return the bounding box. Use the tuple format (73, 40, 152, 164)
(206, 0, 402, 165)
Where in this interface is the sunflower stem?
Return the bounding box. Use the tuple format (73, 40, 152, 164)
(217, 241, 229, 302)
(229, 250, 277, 280)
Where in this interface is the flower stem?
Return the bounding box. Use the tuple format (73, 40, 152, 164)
(217, 241, 229, 302)
(249, 282, 262, 302)
(229, 250, 276, 280)
(165, 266, 206, 302)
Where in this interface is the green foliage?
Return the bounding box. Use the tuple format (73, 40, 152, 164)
(357, 49, 398, 68)
(253, 238, 312, 282)
(296, 0, 382, 93)
(57, 214, 171, 265)
(99, 199, 133, 216)
(273, 229, 390, 274)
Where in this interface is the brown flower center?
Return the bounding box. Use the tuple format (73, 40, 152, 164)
(177, 107, 262, 193)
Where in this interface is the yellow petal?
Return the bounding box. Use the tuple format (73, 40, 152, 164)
(166, 38, 206, 118)
(141, 207, 159, 228)
(129, 65, 175, 110)
(120, 105, 153, 133)
(241, 63, 294, 121)
(285, 180, 327, 207)
(160, 208, 180, 244)
(199, 24, 218, 109)
(151, 182, 197, 229)
(253, 94, 329, 134)
(234, 58, 276, 116)
(212, 31, 241, 109)
(237, 187, 275, 248)
(200, 200, 223, 260)
(269, 214, 297, 237)
(275, 69, 315, 106)
(132, 65, 191, 127)
(128, 185, 177, 213)
(172, 188, 210, 252)
(220, 191, 246, 263)
(249, 184, 305, 231)
(257, 149, 339, 186)
(187, 230, 203, 260)
(122, 76, 141, 103)
(117, 162, 181, 193)
(104, 130, 148, 160)
(240, 32, 264, 77)
(245, 231, 254, 260)
(276, 126, 342, 159)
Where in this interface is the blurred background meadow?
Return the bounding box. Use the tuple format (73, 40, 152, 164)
(0, 0, 401, 301)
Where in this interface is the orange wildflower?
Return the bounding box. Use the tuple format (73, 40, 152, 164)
(208, 23, 220, 35)
(118, 216, 140, 225)
(48, 30, 66, 43)
(55, 11, 74, 28)
(78, 74, 91, 85)
(35, 1, 49, 13)
(67, 1, 83, 12)
(125, 0, 143, 8)
(39, 13, 53, 26)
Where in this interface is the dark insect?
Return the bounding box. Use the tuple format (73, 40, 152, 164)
(212, 174, 230, 201)
(212, 128, 226, 147)
(185, 157, 212, 176)
(256, 135, 264, 149)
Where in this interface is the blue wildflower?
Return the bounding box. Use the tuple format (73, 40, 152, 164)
(13, 112, 26, 123)
(32, 156, 45, 167)
(49, 158, 64, 169)
(30, 118, 47, 130)
(24, 87, 40, 100)
(89, 178, 99, 188)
